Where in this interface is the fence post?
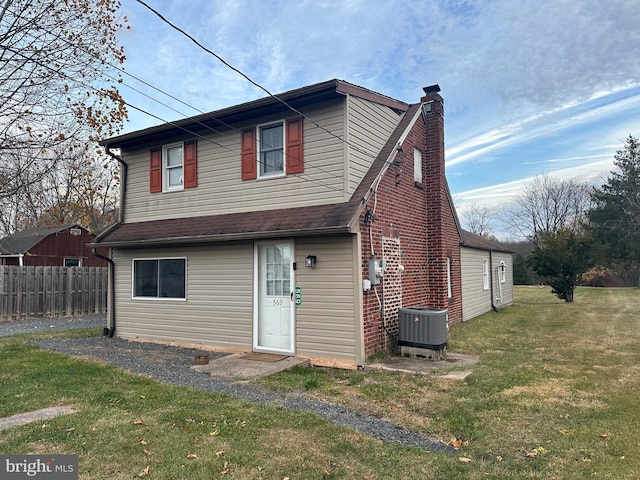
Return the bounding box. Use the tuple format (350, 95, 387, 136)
(0, 266, 5, 321)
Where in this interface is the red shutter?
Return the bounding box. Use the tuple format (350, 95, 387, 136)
(286, 117, 303, 174)
(241, 128, 257, 180)
(150, 148, 162, 193)
(183, 140, 197, 188)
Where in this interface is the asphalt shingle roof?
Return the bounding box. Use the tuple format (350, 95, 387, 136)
(0, 225, 76, 255)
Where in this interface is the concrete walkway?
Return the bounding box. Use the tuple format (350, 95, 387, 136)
(0, 406, 76, 431)
(193, 352, 310, 378)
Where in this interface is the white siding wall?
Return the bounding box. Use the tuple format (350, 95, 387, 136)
(460, 247, 492, 321)
(346, 95, 403, 194)
(112, 235, 361, 365)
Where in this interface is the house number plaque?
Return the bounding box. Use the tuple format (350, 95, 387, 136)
(295, 286, 302, 306)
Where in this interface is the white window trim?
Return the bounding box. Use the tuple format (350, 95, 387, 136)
(256, 120, 286, 179)
(482, 258, 489, 290)
(131, 257, 187, 301)
(500, 264, 506, 284)
(414, 147, 423, 184)
(163, 142, 184, 191)
(64, 258, 82, 267)
(446, 257, 452, 298)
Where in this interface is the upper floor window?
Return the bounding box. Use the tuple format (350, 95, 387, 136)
(414, 148, 423, 184)
(258, 122, 285, 177)
(150, 140, 197, 193)
(164, 143, 184, 190)
(241, 117, 303, 180)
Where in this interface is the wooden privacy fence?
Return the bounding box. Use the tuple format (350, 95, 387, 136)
(0, 266, 108, 321)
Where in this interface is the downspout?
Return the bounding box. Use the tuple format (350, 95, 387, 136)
(92, 144, 128, 337)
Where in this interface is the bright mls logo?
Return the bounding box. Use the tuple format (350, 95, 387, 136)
(1, 455, 78, 479)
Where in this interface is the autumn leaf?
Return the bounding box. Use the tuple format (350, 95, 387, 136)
(599, 433, 611, 439)
(138, 466, 149, 477)
(221, 461, 229, 475)
(458, 457, 472, 463)
(215, 451, 224, 456)
(187, 454, 197, 460)
(137, 439, 148, 445)
(133, 419, 145, 425)
(450, 436, 464, 450)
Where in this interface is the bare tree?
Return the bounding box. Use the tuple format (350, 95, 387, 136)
(0, 0, 127, 232)
(461, 202, 495, 237)
(502, 174, 592, 245)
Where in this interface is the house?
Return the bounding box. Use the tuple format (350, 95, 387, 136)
(93, 79, 506, 369)
(460, 230, 514, 320)
(0, 225, 109, 267)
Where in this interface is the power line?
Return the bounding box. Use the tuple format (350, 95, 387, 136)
(3, 44, 345, 193)
(135, 0, 379, 160)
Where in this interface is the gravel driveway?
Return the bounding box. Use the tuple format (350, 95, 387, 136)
(2, 314, 455, 454)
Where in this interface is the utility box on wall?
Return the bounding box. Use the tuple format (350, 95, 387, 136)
(398, 307, 448, 360)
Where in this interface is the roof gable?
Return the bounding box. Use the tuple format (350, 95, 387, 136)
(0, 225, 83, 255)
(101, 79, 410, 150)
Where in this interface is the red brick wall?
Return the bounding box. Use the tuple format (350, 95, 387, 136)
(360, 93, 462, 358)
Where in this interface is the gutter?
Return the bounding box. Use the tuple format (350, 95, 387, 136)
(95, 225, 353, 249)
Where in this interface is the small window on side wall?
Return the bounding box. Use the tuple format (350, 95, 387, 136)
(64, 258, 81, 267)
(133, 258, 186, 299)
(414, 148, 423, 184)
(482, 258, 489, 290)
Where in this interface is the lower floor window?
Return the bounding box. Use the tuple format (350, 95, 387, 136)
(133, 258, 186, 299)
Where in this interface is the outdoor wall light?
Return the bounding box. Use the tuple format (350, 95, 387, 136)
(305, 255, 317, 268)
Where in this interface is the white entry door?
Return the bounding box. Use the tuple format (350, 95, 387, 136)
(254, 241, 294, 354)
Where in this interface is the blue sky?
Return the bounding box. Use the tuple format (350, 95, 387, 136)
(115, 0, 640, 233)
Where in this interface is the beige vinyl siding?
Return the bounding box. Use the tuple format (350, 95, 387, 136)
(112, 243, 254, 349)
(112, 235, 361, 365)
(345, 95, 403, 194)
(461, 247, 514, 321)
(294, 235, 359, 363)
(460, 247, 492, 321)
(123, 99, 347, 224)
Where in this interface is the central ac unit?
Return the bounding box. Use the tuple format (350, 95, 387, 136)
(398, 307, 448, 350)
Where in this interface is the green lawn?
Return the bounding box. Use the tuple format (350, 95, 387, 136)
(1, 286, 638, 479)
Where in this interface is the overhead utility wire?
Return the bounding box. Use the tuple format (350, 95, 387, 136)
(5, 46, 344, 193)
(31, 23, 349, 188)
(135, 0, 379, 160)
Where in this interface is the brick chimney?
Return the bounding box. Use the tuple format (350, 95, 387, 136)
(420, 84, 455, 312)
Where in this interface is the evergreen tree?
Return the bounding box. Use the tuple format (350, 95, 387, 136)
(588, 135, 640, 287)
